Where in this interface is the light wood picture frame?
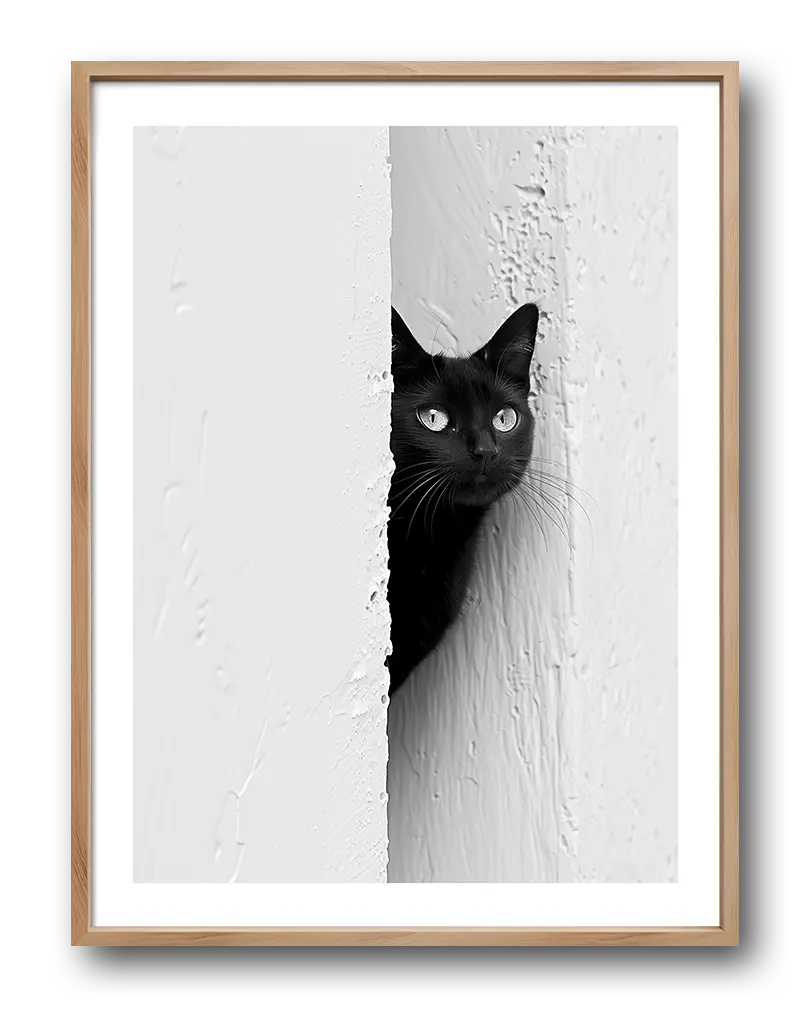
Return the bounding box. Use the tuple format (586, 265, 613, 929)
(72, 61, 738, 946)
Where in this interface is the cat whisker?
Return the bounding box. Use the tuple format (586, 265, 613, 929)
(530, 485, 573, 544)
(389, 470, 443, 517)
(521, 476, 574, 536)
(421, 475, 443, 536)
(504, 453, 595, 539)
(422, 481, 438, 537)
(391, 480, 442, 518)
(426, 475, 456, 539)
(406, 475, 450, 545)
(527, 455, 592, 479)
(392, 461, 442, 480)
(509, 454, 593, 496)
(510, 480, 572, 550)
(525, 471, 595, 532)
(514, 469, 596, 556)
(391, 467, 439, 492)
(528, 471, 596, 512)
(390, 466, 439, 491)
(393, 458, 443, 473)
(505, 481, 550, 547)
(517, 490, 568, 549)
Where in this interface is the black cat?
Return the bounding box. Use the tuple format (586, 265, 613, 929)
(387, 303, 539, 693)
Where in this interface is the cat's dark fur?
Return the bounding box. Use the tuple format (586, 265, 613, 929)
(387, 303, 539, 693)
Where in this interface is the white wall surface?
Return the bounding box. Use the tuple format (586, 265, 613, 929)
(388, 127, 678, 882)
(133, 127, 392, 881)
(132, 125, 678, 887)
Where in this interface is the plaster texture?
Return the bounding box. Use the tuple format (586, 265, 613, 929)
(133, 127, 392, 882)
(387, 127, 678, 882)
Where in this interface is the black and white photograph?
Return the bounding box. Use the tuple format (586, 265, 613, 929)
(133, 123, 678, 886)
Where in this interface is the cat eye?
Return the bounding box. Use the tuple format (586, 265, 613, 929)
(492, 406, 518, 432)
(416, 406, 449, 432)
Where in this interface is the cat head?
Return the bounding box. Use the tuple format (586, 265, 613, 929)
(390, 304, 539, 508)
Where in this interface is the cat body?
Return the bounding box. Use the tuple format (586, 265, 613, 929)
(387, 304, 539, 693)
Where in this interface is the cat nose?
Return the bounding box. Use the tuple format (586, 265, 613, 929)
(468, 433, 498, 462)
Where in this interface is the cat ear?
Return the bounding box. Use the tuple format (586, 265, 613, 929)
(478, 302, 539, 390)
(391, 308, 427, 371)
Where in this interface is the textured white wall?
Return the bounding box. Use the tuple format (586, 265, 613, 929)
(132, 125, 677, 885)
(388, 127, 678, 882)
(133, 127, 392, 882)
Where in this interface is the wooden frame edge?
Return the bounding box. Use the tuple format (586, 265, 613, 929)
(74, 926, 736, 947)
(71, 60, 739, 947)
(71, 58, 92, 945)
(719, 60, 740, 947)
(72, 59, 735, 82)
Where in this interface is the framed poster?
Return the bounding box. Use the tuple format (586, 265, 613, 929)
(72, 61, 738, 945)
